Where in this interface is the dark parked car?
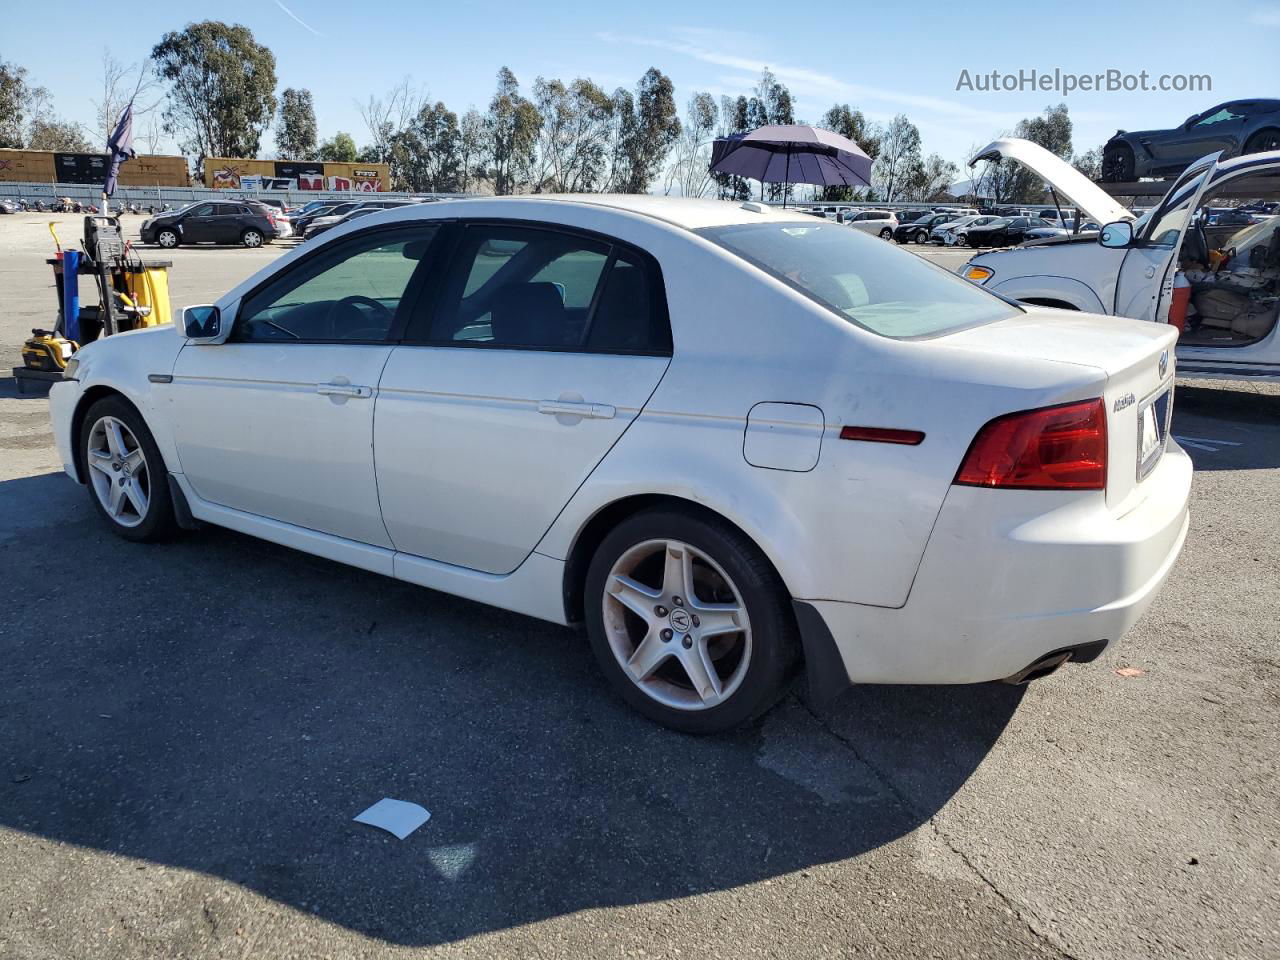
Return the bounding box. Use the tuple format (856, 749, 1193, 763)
(962, 216, 1056, 248)
(892, 213, 957, 244)
(1102, 99, 1280, 182)
(140, 201, 280, 248)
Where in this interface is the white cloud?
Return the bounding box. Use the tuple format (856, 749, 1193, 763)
(596, 29, 1025, 132)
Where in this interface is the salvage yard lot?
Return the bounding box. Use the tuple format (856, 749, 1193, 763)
(1, 213, 1277, 959)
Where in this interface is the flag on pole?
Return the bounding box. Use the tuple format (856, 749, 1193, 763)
(104, 102, 137, 197)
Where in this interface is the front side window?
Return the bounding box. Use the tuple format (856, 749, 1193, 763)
(699, 220, 1019, 339)
(1194, 107, 1243, 127)
(423, 224, 671, 353)
(234, 225, 437, 342)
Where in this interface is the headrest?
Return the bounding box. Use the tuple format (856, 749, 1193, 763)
(490, 282, 566, 347)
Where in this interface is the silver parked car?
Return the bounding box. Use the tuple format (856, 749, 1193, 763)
(841, 209, 898, 240)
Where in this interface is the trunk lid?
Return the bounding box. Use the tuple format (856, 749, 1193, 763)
(970, 138, 1136, 228)
(944, 309, 1178, 513)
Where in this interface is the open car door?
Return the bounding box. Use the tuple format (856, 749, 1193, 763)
(1112, 151, 1221, 322)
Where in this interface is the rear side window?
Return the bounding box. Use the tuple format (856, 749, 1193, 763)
(422, 223, 671, 354)
(699, 220, 1019, 339)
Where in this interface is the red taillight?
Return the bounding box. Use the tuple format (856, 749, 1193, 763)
(955, 399, 1107, 490)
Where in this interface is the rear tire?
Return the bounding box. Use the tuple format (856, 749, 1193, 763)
(242, 229, 264, 248)
(80, 396, 177, 543)
(584, 508, 798, 734)
(879, 227, 892, 240)
(1244, 129, 1280, 156)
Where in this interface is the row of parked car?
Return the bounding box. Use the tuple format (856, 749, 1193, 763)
(135, 195, 432, 249)
(815, 206, 1102, 248)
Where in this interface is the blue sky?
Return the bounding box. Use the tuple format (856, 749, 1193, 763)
(7, 0, 1278, 169)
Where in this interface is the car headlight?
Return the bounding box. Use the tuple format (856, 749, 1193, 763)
(963, 265, 994, 284)
(62, 357, 80, 380)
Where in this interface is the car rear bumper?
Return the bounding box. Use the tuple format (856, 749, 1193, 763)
(802, 441, 1192, 687)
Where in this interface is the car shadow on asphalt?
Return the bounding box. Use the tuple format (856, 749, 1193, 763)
(1172, 384, 1280, 471)
(1, 470, 1023, 947)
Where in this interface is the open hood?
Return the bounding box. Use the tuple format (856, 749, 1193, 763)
(969, 138, 1134, 227)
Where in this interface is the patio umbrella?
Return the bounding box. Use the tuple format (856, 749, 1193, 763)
(710, 124, 873, 204)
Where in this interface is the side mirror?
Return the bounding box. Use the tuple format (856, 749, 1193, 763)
(1098, 220, 1134, 249)
(182, 304, 222, 342)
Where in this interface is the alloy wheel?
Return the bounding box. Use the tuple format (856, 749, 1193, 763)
(602, 539, 752, 711)
(158, 231, 177, 248)
(243, 230, 263, 248)
(86, 416, 150, 528)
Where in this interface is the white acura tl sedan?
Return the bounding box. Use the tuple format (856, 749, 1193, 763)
(49, 196, 1191, 732)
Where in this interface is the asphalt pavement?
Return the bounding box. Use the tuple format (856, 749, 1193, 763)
(0, 214, 1277, 959)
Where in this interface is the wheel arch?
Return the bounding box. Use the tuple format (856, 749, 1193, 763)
(1244, 126, 1280, 152)
(560, 493, 784, 626)
(69, 386, 141, 483)
(991, 275, 1107, 314)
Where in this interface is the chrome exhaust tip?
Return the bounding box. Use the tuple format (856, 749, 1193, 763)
(1001, 639, 1110, 685)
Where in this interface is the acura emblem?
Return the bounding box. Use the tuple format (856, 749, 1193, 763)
(1159, 350, 1169, 379)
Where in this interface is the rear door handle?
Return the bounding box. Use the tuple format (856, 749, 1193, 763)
(317, 381, 373, 399)
(537, 399, 616, 420)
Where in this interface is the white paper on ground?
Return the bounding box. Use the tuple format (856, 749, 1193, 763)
(353, 798, 432, 840)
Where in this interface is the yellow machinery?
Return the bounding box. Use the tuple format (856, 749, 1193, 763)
(15, 216, 173, 392)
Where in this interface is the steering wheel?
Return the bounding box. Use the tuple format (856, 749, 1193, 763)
(324, 295, 393, 339)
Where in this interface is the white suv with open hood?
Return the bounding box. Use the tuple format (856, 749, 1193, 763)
(960, 138, 1280, 381)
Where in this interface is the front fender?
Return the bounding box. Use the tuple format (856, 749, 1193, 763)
(990, 275, 1108, 314)
(65, 326, 185, 474)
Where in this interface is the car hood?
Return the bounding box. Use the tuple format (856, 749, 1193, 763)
(970, 137, 1134, 227)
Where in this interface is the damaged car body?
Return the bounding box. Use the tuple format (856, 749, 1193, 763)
(1101, 99, 1280, 182)
(962, 138, 1280, 382)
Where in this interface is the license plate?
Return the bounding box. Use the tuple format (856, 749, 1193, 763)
(1136, 386, 1173, 480)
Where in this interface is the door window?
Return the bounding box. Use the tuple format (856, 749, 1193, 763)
(234, 225, 438, 342)
(423, 224, 671, 354)
(1194, 107, 1243, 127)
(187, 203, 215, 217)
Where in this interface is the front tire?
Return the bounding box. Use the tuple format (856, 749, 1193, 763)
(156, 228, 179, 248)
(584, 508, 798, 733)
(914, 229, 930, 244)
(81, 396, 177, 542)
(1101, 144, 1135, 182)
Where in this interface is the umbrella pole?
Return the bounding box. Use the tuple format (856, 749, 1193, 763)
(784, 144, 791, 208)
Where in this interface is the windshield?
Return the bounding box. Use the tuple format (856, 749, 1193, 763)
(699, 221, 1020, 339)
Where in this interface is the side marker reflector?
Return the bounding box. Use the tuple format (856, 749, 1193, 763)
(839, 426, 925, 445)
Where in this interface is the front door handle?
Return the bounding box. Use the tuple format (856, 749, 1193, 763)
(317, 381, 373, 399)
(537, 399, 616, 421)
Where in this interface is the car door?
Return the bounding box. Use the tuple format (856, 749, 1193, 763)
(1154, 103, 1249, 167)
(169, 222, 440, 546)
(375, 220, 672, 574)
(1113, 152, 1221, 322)
(213, 203, 247, 243)
(181, 203, 217, 243)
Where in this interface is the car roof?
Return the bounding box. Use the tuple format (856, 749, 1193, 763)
(445, 194, 820, 231)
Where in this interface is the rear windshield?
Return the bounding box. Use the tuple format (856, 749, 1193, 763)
(698, 221, 1020, 339)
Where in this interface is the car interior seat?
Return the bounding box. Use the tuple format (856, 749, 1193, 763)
(490, 282, 567, 346)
